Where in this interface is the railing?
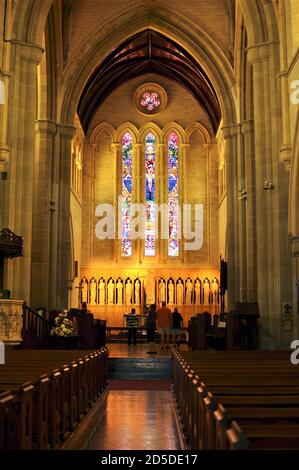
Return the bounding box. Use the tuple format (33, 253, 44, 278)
(22, 304, 53, 349)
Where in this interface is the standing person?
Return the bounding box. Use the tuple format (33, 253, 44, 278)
(156, 301, 172, 349)
(145, 304, 157, 354)
(126, 308, 138, 346)
(171, 307, 184, 346)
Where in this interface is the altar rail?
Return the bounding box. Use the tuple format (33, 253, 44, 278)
(0, 348, 108, 450)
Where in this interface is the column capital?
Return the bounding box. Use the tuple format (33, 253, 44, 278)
(280, 144, 292, 170)
(58, 124, 76, 139)
(290, 236, 299, 257)
(0, 143, 10, 165)
(157, 143, 167, 150)
(221, 124, 239, 139)
(111, 143, 121, 152)
(246, 42, 278, 64)
(181, 143, 190, 151)
(35, 119, 58, 135)
(134, 143, 144, 151)
(241, 120, 254, 135)
(12, 40, 44, 64)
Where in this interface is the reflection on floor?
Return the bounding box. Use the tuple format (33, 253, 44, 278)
(107, 342, 189, 358)
(86, 391, 182, 450)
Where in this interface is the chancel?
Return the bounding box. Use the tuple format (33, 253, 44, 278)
(0, 0, 299, 455)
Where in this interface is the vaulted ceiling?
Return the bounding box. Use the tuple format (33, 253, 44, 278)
(77, 29, 221, 133)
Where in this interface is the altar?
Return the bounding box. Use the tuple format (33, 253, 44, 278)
(77, 268, 221, 327)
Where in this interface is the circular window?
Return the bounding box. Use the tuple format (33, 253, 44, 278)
(134, 83, 167, 115)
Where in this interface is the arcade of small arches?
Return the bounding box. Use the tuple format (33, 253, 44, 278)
(0, 0, 298, 349)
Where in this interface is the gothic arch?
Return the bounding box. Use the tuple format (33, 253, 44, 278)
(57, 5, 237, 130)
(116, 123, 139, 144)
(185, 123, 212, 145)
(89, 123, 116, 145)
(162, 123, 185, 144)
(139, 123, 163, 144)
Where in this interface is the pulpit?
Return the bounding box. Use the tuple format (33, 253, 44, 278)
(0, 229, 24, 346)
(235, 302, 260, 350)
(0, 299, 23, 345)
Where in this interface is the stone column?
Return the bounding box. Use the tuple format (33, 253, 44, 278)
(54, 124, 76, 310)
(181, 143, 190, 264)
(221, 125, 239, 312)
(31, 119, 57, 308)
(247, 43, 292, 348)
(241, 120, 257, 301)
(4, 42, 43, 302)
(111, 143, 121, 262)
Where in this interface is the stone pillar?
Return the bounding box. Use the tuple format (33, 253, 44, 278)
(181, 143, 190, 264)
(54, 124, 76, 310)
(4, 42, 43, 302)
(241, 120, 257, 301)
(247, 43, 292, 348)
(111, 143, 121, 261)
(206, 142, 219, 267)
(31, 119, 57, 308)
(221, 125, 239, 312)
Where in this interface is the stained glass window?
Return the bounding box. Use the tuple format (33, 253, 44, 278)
(141, 92, 160, 111)
(145, 133, 156, 256)
(168, 132, 179, 256)
(121, 132, 133, 256)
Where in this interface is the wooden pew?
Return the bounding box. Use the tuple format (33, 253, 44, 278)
(0, 348, 108, 450)
(172, 349, 299, 450)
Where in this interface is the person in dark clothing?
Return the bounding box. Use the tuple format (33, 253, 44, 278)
(145, 304, 157, 343)
(145, 304, 157, 354)
(171, 307, 184, 346)
(126, 308, 138, 345)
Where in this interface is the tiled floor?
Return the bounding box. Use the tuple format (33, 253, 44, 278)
(86, 390, 182, 450)
(107, 342, 188, 358)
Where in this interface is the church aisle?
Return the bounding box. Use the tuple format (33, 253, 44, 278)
(85, 390, 182, 450)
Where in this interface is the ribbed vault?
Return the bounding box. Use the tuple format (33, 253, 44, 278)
(77, 29, 222, 133)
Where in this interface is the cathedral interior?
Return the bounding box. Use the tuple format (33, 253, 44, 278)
(0, 0, 299, 455)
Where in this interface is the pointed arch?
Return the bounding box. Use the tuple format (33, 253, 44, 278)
(139, 122, 162, 144)
(162, 122, 185, 144)
(116, 122, 139, 144)
(185, 123, 212, 145)
(89, 122, 116, 145)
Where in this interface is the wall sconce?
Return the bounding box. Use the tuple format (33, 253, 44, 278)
(238, 189, 247, 200)
(263, 181, 274, 190)
(49, 200, 56, 212)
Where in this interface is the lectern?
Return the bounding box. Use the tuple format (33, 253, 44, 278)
(235, 302, 260, 350)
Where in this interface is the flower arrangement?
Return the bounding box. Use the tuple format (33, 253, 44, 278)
(50, 311, 77, 337)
